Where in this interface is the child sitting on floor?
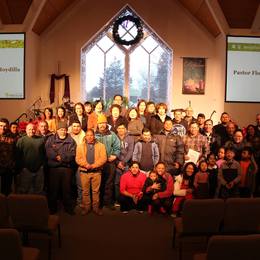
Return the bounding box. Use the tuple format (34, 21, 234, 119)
(143, 171, 166, 215)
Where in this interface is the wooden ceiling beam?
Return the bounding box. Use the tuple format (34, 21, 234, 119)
(251, 4, 260, 33)
(32, 0, 77, 35)
(23, 0, 48, 32)
(178, 0, 204, 15)
(32, 1, 59, 35)
(206, 0, 229, 36)
(196, 1, 221, 37)
(177, 0, 221, 37)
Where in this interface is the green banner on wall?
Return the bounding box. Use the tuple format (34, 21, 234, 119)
(228, 42, 260, 52)
(0, 40, 24, 48)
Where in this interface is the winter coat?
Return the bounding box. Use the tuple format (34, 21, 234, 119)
(45, 134, 76, 168)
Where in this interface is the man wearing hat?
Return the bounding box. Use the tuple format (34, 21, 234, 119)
(171, 108, 188, 137)
(45, 121, 77, 215)
(95, 114, 121, 210)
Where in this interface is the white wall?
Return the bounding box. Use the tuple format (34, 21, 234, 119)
(2, 0, 258, 128)
(37, 0, 222, 124)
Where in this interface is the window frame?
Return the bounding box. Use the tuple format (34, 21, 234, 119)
(81, 5, 173, 105)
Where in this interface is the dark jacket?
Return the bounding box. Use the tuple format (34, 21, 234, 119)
(201, 131, 222, 155)
(145, 112, 155, 129)
(213, 123, 229, 146)
(16, 135, 45, 172)
(107, 115, 128, 133)
(240, 159, 258, 191)
(154, 131, 184, 170)
(0, 133, 17, 172)
(150, 115, 172, 135)
(69, 113, 88, 131)
(143, 176, 166, 196)
(45, 134, 76, 168)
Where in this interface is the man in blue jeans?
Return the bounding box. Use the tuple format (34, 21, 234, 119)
(95, 114, 121, 210)
(114, 123, 135, 206)
(69, 119, 85, 207)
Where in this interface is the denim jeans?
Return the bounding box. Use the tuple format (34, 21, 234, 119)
(48, 167, 73, 213)
(114, 166, 128, 202)
(100, 161, 116, 207)
(17, 166, 44, 194)
(76, 168, 82, 205)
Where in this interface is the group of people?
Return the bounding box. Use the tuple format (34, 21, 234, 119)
(0, 94, 260, 217)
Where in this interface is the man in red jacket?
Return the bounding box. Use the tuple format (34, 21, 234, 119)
(119, 161, 146, 214)
(152, 162, 174, 214)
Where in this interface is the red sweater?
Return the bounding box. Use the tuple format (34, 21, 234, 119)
(120, 171, 146, 195)
(157, 172, 174, 199)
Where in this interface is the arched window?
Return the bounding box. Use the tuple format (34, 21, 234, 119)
(81, 6, 172, 106)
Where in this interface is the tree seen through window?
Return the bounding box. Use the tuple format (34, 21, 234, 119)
(81, 6, 172, 107)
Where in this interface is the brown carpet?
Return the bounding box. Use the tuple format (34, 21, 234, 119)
(27, 208, 203, 260)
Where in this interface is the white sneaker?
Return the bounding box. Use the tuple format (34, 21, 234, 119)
(122, 211, 128, 214)
(138, 210, 144, 214)
(171, 213, 177, 218)
(114, 202, 120, 207)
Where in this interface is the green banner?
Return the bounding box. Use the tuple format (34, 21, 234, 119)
(228, 42, 260, 52)
(0, 40, 24, 48)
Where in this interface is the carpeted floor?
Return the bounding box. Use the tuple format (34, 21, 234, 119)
(28, 208, 204, 260)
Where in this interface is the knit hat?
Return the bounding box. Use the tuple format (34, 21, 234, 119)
(97, 114, 107, 124)
(56, 121, 68, 130)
